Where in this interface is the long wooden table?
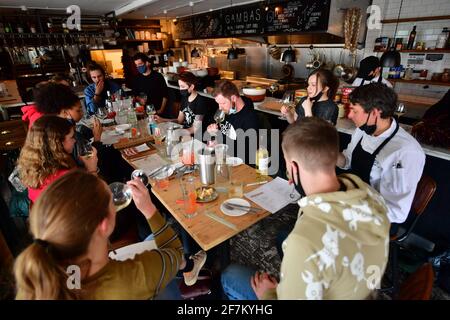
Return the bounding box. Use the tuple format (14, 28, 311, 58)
(149, 164, 271, 251)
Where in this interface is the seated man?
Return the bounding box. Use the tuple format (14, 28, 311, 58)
(207, 80, 259, 164)
(337, 83, 425, 230)
(133, 53, 169, 116)
(221, 117, 391, 300)
(84, 62, 120, 115)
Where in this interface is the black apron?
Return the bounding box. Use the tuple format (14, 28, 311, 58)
(359, 75, 383, 87)
(350, 121, 399, 184)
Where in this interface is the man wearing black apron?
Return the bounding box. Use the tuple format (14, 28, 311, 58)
(337, 84, 425, 234)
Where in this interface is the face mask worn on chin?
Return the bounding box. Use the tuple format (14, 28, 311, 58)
(137, 65, 147, 74)
(359, 112, 378, 136)
(291, 162, 306, 198)
(310, 91, 323, 103)
(180, 89, 189, 98)
(228, 100, 237, 115)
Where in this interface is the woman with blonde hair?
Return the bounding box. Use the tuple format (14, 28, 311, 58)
(14, 170, 185, 299)
(17, 115, 98, 203)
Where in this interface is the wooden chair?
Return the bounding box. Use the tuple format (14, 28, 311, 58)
(383, 174, 437, 297)
(398, 263, 434, 300)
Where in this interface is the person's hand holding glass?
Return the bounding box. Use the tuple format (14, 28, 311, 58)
(126, 178, 157, 219)
(279, 91, 296, 122)
(78, 142, 98, 173)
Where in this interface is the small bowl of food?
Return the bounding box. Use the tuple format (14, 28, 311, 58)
(243, 87, 266, 102)
(195, 187, 218, 203)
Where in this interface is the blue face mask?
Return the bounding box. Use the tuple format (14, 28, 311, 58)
(228, 100, 237, 115)
(137, 65, 147, 74)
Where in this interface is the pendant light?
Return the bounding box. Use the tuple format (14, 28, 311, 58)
(189, 2, 201, 58)
(281, 34, 296, 63)
(227, 0, 238, 60)
(380, 0, 402, 68)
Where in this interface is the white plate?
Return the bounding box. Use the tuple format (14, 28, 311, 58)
(226, 157, 244, 167)
(220, 198, 251, 217)
(115, 124, 131, 132)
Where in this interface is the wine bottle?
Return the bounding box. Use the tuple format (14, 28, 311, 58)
(407, 26, 417, 50)
(256, 133, 269, 176)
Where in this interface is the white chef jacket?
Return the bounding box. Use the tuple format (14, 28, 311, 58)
(339, 119, 425, 223)
(352, 76, 393, 88)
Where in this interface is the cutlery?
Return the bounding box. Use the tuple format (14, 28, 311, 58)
(246, 181, 268, 187)
(148, 164, 171, 178)
(205, 212, 238, 231)
(224, 202, 262, 213)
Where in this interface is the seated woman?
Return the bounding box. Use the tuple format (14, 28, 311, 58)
(281, 69, 339, 125)
(155, 71, 211, 135)
(13, 170, 186, 299)
(17, 115, 98, 203)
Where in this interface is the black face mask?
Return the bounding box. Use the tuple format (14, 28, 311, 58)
(359, 112, 378, 136)
(180, 89, 189, 98)
(291, 162, 306, 198)
(310, 91, 323, 103)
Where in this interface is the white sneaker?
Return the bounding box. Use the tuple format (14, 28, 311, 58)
(183, 250, 207, 286)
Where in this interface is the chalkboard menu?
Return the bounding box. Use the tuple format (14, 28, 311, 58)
(175, 0, 330, 40)
(192, 11, 223, 39)
(263, 0, 330, 34)
(222, 3, 263, 37)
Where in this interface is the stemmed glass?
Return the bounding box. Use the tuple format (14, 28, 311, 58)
(394, 103, 407, 121)
(137, 92, 148, 107)
(96, 107, 108, 121)
(268, 83, 279, 98)
(146, 104, 156, 116)
(109, 182, 133, 212)
(131, 169, 149, 186)
(209, 109, 226, 147)
(279, 91, 296, 120)
(77, 140, 94, 158)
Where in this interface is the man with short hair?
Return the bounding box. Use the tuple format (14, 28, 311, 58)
(84, 62, 120, 115)
(207, 80, 259, 163)
(133, 52, 169, 116)
(221, 117, 390, 299)
(337, 83, 425, 228)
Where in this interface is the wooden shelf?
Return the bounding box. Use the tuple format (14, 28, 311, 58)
(390, 79, 450, 87)
(374, 49, 450, 53)
(119, 39, 163, 42)
(118, 25, 162, 29)
(381, 15, 450, 24)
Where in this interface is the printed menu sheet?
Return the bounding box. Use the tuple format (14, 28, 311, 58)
(244, 177, 300, 214)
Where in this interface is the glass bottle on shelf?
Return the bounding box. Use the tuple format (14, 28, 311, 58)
(436, 27, 449, 49)
(407, 26, 417, 50)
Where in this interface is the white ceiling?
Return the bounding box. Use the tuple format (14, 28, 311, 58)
(0, 0, 263, 18)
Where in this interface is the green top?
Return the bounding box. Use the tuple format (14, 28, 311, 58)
(81, 210, 183, 300)
(265, 174, 390, 300)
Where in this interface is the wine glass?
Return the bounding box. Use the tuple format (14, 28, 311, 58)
(131, 169, 149, 186)
(137, 92, 147, 107)
(109, 182, 133, 212)
(394, 103, 407, 121)
(146, 104, 156, 116)
(279, 91, 295, 120)
(77, 140, 94, 158)
(213, 109, 226, 124)
(268, 83, 279, 97)
(96, 107, 108, 121)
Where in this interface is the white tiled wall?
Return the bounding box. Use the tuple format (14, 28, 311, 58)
(363, 0, 450, 99)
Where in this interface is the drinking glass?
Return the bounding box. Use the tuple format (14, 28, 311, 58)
(131, 169, 149, 186)
(279, 91, 296, 120)
(96, 107, 108, 121)
(268, 83, 279, 97)
(214, 144, 229, 164)
(213, 109, 226, 124)
(77, 140, 94, 158)
(154, 168, 170, 190)
(394, 103, 407, 120)
(137, 92, 147, 107)
(228, 181, 244, 198)
(146, 104, 156, 116)
(180, 176, 198, 218)
(180, 139, 195, 170)
(109, 182, 132, 212)
(153, 127, 166, 145)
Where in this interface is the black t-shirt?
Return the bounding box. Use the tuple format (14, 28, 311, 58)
(295, 97, 338, 125)
(132, 71, 168, 111)
(217, 96, 259, 164)
(180, 94, 208, 128)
